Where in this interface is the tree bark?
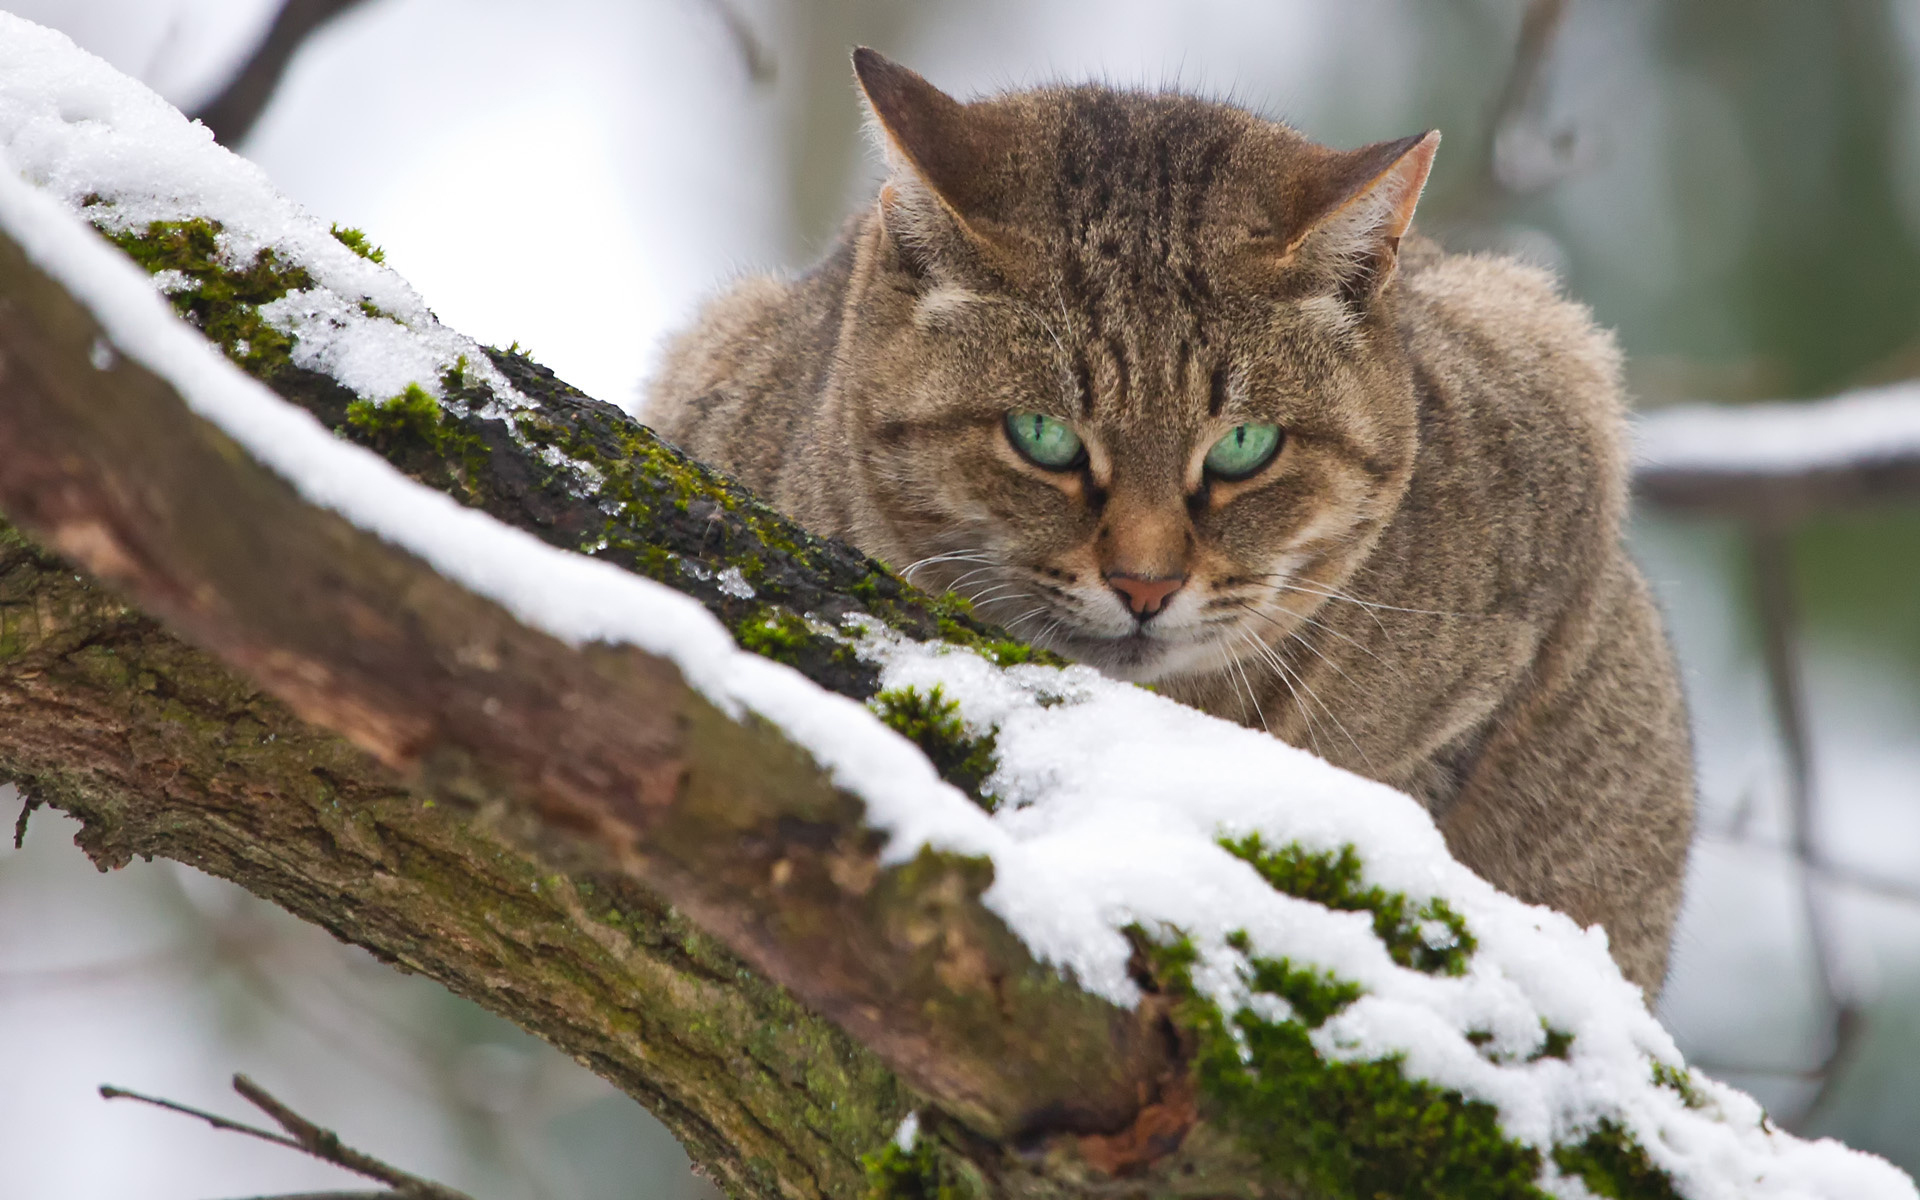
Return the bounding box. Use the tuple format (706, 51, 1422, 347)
(0, 222, 1193, 1197)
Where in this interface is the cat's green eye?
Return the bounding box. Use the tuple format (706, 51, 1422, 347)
(1204, 423, 1283, 480)
(1005, 410, 1085, 469)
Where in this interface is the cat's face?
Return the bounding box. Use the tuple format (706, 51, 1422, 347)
(839, 56, 1433, 684)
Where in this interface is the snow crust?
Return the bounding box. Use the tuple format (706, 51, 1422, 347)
(1636, 383, 1920, 475)
(0, 16, 1911, 1199)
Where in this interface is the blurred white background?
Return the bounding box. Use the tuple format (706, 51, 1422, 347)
(3, 1, 1919, 1195)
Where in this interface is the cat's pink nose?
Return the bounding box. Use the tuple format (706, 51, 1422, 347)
(1106, 572, 1186, 619)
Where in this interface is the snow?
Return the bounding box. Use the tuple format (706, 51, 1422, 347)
(0, 14, 1911, 1199)
(892, 1112, 921, 1152)
(1636, 383, 1920, 475)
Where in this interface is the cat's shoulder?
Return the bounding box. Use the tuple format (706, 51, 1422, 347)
(1397, 243, 1620, 387)
(646, 230, 859, 439)
(1398, 239, 1624, 419)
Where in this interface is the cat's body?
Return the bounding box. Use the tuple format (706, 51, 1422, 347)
(648, 53, 1694, 994)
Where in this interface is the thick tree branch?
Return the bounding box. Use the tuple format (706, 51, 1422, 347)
(0, 215, 1180, 1153)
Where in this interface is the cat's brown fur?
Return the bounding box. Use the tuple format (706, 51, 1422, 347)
(647, 51, 1695, 994)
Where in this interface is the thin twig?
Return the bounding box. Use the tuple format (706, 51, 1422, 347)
(101, 1083, 307, 1150)
(215, 1193, 395, 1200)
(1441, 0, 1579, 228)
(190, 0, 375, 146)
(1484, 0, 1572, 193)
(1699, 831, 1920, 908)
(1745, 518, 1865, 1131)
(696, 0, 777, 85)
(100, 1075, 475, 1200)
(13, 789, 41, 848)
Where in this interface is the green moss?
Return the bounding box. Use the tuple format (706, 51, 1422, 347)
(1536, 1027, 1576, 1062)
(330, 223, 387, 263)
(917, 592, 1060, 669)
(1650, 1060, 1706, 1109)
(1136, 919, 1684, 1199)
(1467, 1022, 1575, 1064)
(1220, 833, 1477, 975)
(870, 686, 999, 812)
(1552, 1122, 1685, 1200)
(862, 1137, 967, 1200)
(102, 217, 312, 378)
(99, 214, 1056, 699)
(736, 608, 815, 663)
(344, 381, 491, 490)
(1142, 932, 1548, 1199)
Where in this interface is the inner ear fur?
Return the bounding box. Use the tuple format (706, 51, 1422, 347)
(1276, 130, 1440, 300)
(852, 47, 1024, 281)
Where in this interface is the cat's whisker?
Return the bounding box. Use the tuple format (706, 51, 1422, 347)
(943, 565, 1005, 590)
(901, 548, 996, 584)
(963, 583, 1027, 609)
(1257, 575, 1464, 618)
(1226, 631, 1270, 734)
(1263, 640, 1367, 766)
(1239, 630, 1348, 763)
(1235, 599, 1365, 692)
(1277, 632, 1373, 768)
(1233, 598, 1400, 681)
(1004, 605, 1054, 634)
(1257, 578, 1393, 638)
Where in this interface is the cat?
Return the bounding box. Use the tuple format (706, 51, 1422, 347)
(646, 49, 1695, 996)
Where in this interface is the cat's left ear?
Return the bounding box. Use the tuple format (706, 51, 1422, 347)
(852, 48, 1020, 275)
(1281, 130, 1440, 301)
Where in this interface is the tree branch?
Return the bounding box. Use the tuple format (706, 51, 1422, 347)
(189, 0, 375, 146)
(1633, 384, 1920, 517)
(0, 212, 1182, 1193)
(102, 1074, 474, 1200)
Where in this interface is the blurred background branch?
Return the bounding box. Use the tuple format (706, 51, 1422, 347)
(189, 0, 374, 145)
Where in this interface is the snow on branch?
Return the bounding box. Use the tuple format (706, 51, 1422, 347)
(0, 16, 1912, 1199)
(1634, 384, 1920, 516)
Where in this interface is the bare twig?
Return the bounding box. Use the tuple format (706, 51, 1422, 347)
(101, 1075, 474, 1200)
(216, 1193, 394, 1199)
(190, 0, 375, 146)
(1700, 832, 1920, 908)
(1743, 519, 1865, 1131)
(214, 1194, 393, 1200)
(697, 0, 777, 85)
(12, 788, 39, 848)
(1484, 0, 1577, 195)
(1439, 0, 1580, 230)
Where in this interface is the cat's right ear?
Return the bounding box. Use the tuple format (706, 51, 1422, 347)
(1274, 130, 1439, 305)
(852, 48, 1016, 277)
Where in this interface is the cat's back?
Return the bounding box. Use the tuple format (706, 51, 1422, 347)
(645, 232, 858, 496)
(1399, 243, 1627, 478)
(1390, 244, 1633, 602)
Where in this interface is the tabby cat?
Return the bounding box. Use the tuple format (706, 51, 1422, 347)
(647, 50, 1695, 995)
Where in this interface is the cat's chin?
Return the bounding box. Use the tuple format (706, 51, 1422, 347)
(1046, 627, 1216, 684)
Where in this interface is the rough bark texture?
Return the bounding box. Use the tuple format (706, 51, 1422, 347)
(1, 539, 902, 1200)
(0, 220, 1213, 1197)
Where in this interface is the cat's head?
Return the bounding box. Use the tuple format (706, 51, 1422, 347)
(838, 50, 1436, 683)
